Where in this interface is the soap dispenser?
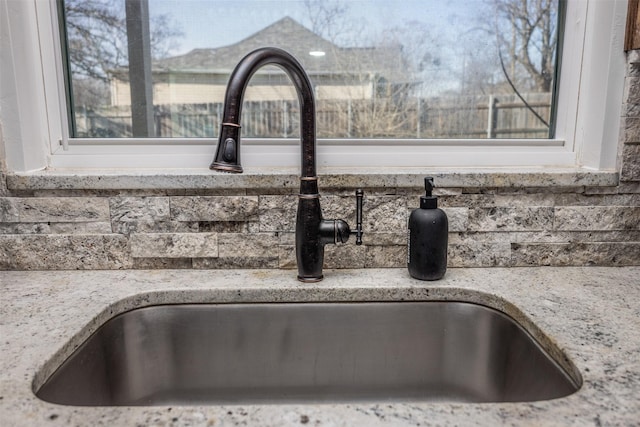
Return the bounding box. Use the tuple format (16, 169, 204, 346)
(408, 177, 448, 280)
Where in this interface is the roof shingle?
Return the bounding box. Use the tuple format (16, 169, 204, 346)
(153, 17, 408, 80)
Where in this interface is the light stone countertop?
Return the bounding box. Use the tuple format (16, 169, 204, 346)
(1, 267, 639, 426)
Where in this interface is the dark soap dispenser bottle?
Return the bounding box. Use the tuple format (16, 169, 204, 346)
(408, 177, 448, 280)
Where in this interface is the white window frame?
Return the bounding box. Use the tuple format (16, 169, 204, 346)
(0, 0, 628, 172)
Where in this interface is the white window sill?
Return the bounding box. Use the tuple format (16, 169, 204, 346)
(47, 138, 576, 170)
(6, 167, 619, 191)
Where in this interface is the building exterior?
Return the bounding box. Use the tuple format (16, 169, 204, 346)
(109, 17, 409, 106)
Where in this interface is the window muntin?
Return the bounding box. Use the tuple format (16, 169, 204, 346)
(60, 0, 561, 141)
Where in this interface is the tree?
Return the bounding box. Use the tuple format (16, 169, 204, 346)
(489, 0, 558, 93)
(303, 0, 360, 46)
(63, 0, 182, 106)
(377, 21, 449, 98)
(302, 1, 436, 138)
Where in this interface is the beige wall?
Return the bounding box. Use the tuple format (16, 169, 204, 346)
(110, 73, 374, 106)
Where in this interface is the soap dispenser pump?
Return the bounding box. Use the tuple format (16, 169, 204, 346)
(408, 177, 448, 280)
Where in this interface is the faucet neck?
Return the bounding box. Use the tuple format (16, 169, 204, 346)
(214, 47, 317, 181)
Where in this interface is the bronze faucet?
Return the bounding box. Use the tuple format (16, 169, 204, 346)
(210, 47, 363, 282)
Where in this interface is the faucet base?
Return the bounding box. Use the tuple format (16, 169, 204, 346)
(297, 275, 323, 283)
(210, 162, 243, 173)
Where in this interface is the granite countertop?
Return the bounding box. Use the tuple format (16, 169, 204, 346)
(1, 267, 639, 426)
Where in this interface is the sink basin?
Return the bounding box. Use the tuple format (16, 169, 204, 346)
(35, 301, 580, 405)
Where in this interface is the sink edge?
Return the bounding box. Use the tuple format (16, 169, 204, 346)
(31, 286, 583, 396)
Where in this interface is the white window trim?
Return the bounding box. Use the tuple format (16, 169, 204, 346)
(0, 0, 628, 172)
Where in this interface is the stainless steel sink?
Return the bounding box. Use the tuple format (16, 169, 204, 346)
(35, 301, 580, 406)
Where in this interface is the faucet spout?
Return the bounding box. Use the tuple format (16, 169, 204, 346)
(211, 47, 361, 282)
(210, 47, 317, 182)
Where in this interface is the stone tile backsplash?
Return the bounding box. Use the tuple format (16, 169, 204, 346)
(0, 185, 638, 270)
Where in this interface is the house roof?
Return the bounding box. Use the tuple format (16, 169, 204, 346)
(152, 17, 408, 80)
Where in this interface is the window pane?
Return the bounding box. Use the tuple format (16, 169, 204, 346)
(61, 0, 560, 139)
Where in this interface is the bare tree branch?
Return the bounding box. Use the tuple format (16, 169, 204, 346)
(64, 0, 182, 82)
(497, 47, 549, 127)
(488, 0, 557, 92)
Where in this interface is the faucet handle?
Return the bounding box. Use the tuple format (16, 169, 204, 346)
(352, 189, 364, 245)
(322, 189, 364, 245)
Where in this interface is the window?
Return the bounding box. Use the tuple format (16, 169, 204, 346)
(63, 0, 560, 141)
(0, 0, 628, 171)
